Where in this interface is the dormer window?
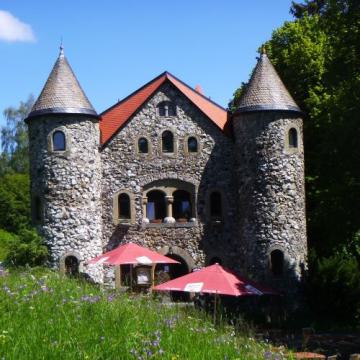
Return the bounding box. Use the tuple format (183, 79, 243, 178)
(158, 101, 176, 117)
(53, 131, 66, 151)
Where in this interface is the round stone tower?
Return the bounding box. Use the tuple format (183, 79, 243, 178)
(26, 47, 103, 282)
(232, 50, 307, 294)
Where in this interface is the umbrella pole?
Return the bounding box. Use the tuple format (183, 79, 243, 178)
(151, 264, 155, 289)
(115, 265, 122, 289)
(130, 264, 133, 292)
(213, 292, 218, 325)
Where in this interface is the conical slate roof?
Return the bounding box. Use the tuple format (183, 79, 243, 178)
(27, 47, 97, 119)
(236, 51, 301, 114)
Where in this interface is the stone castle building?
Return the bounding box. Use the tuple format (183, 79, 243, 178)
(26, 46, 307, 293)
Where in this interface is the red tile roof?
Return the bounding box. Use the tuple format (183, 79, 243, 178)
(99, 72, 230, 146)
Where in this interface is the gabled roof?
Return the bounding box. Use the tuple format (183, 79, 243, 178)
(236, 52, 301, 114)
(100, 71, 229, 146)
(27, 47, 97, 120)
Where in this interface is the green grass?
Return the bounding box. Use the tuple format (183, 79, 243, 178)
(0, 268, 289, 359)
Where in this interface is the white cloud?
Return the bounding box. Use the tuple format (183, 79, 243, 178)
(0, 10, 36, 42)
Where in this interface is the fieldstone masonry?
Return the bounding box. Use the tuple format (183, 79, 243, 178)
(233, 111, 307, 293)
(28, 116, 103, 282)
(26, 48, 308, 297)
(101, 83, 237, 268)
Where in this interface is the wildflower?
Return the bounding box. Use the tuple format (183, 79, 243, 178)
(264, 351, 272, 360)
(100, 336, 105, 341)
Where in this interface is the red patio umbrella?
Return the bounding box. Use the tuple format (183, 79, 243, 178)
(87, 242, 179, 266)
(153, 263, 277, 296)
(154, 263, 278, 323)
(86, 242, 179, 288)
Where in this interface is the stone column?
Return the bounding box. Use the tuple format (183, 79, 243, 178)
(142, 197, 149, 224)
(164, 195, 175, 223)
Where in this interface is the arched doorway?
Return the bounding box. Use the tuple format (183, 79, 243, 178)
(64, 256, 79, 277)
(166, 253, 190, 302)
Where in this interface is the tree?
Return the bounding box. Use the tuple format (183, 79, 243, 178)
(0, 95, 34, 175)
(0, 173, 31, 233)
(229, 0, 360, 256)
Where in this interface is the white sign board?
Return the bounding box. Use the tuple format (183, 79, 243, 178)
(184, 282, 204, 292)
(136, 256, 152, 265)
(137, 268, 151, 285)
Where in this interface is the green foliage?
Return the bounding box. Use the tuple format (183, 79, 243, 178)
(0, 172, 47, 267)
(0, 229, 18, 261)
(0, 95, 33, 176)
(306, 249, 360, 328)
(290, 0, 327, 18)
(230, 0, 360, 256)
(5, 228, 48, 267)
(228, 83, 247, 112)
(0, 269, 273, 359)
(0, 173, 30, 233)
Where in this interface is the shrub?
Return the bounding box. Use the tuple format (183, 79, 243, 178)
(0, 173, 30, 233)
(0, 229, 18, 261)
(5, 228, 48, 267)
(306, 249, 360, 328)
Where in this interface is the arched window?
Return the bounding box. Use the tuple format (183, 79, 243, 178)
(187, 137, 198, 153)
(138, 137, 149, 154)
(162, 131, 174, 153)
(270, 250, 284, 276)
(173, 190, 192, 221)
(53, 131, 66, 151)
(158, 101, 176, 117)
(64, 256, 79, 277)
(210, 191, 222, 218)
(118, 193, 131, 219)
(147, 190, 166, 222)
(288, 128, 298, 148)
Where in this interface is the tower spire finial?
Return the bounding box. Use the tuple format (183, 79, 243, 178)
(59, 37, 64, 57)
(261, 45, 267, 55)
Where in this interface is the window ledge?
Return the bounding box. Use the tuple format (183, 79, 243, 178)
(115, 220, 133, 227)
(142, 221, 197, 229)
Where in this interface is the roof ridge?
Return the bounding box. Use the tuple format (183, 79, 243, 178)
(165, 71, 228, 112)
(100, 72, 168, 116)
(100, 72, 230, 146)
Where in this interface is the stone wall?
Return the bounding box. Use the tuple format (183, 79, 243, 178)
(100, 82, 237, 269)
(232, 111, 307, 292)
(28, 115, 103, 282)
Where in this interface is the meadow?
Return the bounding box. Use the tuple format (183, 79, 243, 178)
(0, 268, 290, 360)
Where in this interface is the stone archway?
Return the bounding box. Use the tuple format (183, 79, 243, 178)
(158, 246, 195, 302)
(158, 245, 195, 271)
(59, 252, 82, 276)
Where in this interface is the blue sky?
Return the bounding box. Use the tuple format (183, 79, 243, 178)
(0, 0, 294, 128)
